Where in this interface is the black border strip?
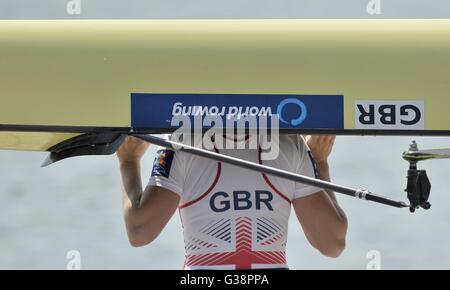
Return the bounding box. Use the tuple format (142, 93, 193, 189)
(1, 124, 450, 136)
(0, 124, 130, 133)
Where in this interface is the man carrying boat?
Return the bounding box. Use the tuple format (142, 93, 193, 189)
(117, 134, 347, 269)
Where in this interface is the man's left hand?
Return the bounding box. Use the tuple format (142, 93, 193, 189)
(304, 135, 336, 164)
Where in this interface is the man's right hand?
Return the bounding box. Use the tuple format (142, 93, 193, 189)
(116, 136, 150, 163)
(117, 136, 179, 248)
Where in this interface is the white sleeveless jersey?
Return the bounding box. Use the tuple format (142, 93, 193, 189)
(148, 134, 321, 270)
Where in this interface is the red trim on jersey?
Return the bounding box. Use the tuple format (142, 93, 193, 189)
(178, 148, 221, 209)
(258, 148, 291, 204)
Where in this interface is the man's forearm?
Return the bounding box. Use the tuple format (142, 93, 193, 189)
(315, 161, 346, 218)
(315, 161, 335, 199)
(120, 161, 144, 212)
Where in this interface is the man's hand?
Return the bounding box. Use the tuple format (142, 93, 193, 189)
(304, 135, 336, 164)
(116, 136, 150, 163)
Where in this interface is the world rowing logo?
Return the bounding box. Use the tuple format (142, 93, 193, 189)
(132, 93, 345, 130)
(276, 98, 307, 126)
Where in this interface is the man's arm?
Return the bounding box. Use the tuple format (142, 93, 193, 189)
(293, 135, 348, 258)
(117, 137, 180, 247)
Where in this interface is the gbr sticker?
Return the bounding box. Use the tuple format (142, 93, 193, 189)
(355, 100, 424, 130)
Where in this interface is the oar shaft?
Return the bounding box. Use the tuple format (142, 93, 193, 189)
(134, 134, 408, 209)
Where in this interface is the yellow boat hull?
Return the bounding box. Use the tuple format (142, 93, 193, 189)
(1, 20, 450, 151)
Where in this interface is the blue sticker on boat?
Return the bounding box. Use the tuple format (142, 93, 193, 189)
(131, 93, 344, 130)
